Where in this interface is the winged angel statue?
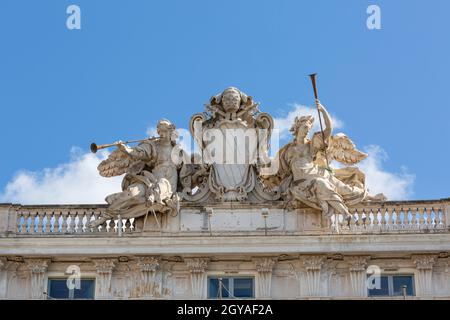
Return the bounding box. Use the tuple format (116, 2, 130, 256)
(89, 119, 182, 228)
(262, 101, 385, 220)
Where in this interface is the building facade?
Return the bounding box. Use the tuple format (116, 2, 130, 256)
(1, 199, 450, 300)
(1, 87, 449, 300)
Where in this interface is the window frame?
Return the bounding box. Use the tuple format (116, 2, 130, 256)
(207, 275, 255, 299)
(367, 274, 415, 297)
(47, 277, 96, 300)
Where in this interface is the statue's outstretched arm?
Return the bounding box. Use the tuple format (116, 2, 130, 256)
(116, 141, 152, 160)
(316, 100, 332, 141)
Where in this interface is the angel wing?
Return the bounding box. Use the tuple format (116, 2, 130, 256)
(328, 133, 367, 165)
(97, 149, 134, 177)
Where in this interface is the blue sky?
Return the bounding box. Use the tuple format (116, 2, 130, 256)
(0, 0, 449, 203)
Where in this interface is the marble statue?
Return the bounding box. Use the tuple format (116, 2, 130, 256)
(89, 119, 182, 227)
(262, 100, 385, 219)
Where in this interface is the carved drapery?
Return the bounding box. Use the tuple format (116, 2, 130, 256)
(137, 256, 160, 298)
(412, 255, 437, 296)
(345, 256, 370, 297)
(302, 256, 325, 297)
(254, 257, 277, 298)
(25, 259, 50, 299)
(93, 259, 116, 299)
(185, 258, 209, 299)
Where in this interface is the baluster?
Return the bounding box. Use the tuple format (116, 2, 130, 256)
(111, 218, 118, 233)
(60, 211, 69, 233)
(330, 214, 336, 230)
(430, 208, 436, 228)
(422, 208, 429, 228)
(369, 209, 375, 229)
(36, 211, 44, 234)
(130, 218, 135, 232)
(49, 212, 56, 233)
(86, 212, 92, 232)
(89, 212, 95, 232)
(438, 208, 444, 227)
(352, 209, 359, 227)
(98, 212, 106, 232)
(27, 212, 33, 234)
(376, 209, 382, 228)
(42, 212, 52, 234)
(361, 209, 367, 228)
(93, 211, 101, 232)
(416, 207, 422, 228)
(81, 212, 88, 232)
(391, 208, 398, 229)
(383, 208, 390, 230)
(17, 211, 24, 234)
(30, 212, 38, 234)
(353, 209, 360, 230)
(66, 212, 72, 233)
(56, 212, 63, 233)
(407, 208, 413, 228)
(398, 208, 405, 228)
(338, 214, 344, 227)
(125, 219, 132, 232)
(69, 211, 77, 233)
(105, 217, 111, 233)
(42, 212, 49, 234)
(74, 212, 81, 233)
(24, 212, 29, 233)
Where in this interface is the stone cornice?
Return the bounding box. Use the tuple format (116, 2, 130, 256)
(2, 234, 450, 256)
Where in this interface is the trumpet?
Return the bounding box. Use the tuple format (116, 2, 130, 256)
(90, 138, 155, 153)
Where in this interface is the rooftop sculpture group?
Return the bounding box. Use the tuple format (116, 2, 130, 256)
(89, 83, 385, 228)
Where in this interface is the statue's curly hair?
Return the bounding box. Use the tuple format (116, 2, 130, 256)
(157, 119, 178, 142)
(290, 115, 314, 135)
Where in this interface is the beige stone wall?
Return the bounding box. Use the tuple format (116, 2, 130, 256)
(1, 200, 450, 299)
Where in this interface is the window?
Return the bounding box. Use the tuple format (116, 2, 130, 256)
(368, 275, 414, 297)
(208, 277, 254, 299)
(47, 279, 95, 299)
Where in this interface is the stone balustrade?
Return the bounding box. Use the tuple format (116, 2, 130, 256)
(333, 201, 448, 233)
(0, 205, 135, 235)
(0, 198, 449, 237)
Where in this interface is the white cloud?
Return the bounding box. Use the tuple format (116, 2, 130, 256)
(359, 145, 415, 200)
(145, 126, 158, 138)
(273, 103, 344, 140)
(0, 147, 122, 204)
